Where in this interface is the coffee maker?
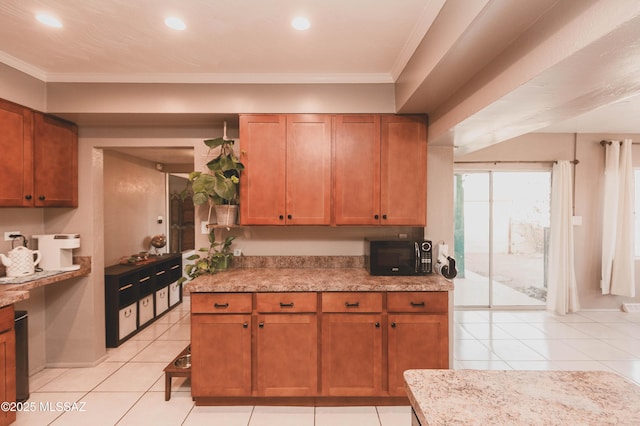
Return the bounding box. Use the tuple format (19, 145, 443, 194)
(32, 234, 81, 271)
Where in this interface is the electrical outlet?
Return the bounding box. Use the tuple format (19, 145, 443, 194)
(201, 221, 209, 234)
(4, 231, 20, 241)
(233, 248, 242, 257)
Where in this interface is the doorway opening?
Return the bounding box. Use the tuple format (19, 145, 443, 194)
(453, 170, 551, 308)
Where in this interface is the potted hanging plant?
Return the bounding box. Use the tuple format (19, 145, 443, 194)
(178, 232, 236, 284)
(189, 134, 244, 226)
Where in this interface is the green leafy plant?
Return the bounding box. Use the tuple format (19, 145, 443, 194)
(190, 136, 244, 206)
(179, 232, 235, 284)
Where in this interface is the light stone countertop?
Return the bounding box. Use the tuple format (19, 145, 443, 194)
(0, 256, 91, 308)
(404, 369, 640, 425)
(185, 267, 453, 293)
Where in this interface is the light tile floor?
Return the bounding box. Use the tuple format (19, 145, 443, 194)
(15, 298, 640, 425)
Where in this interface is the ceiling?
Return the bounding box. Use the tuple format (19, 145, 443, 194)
(1, 0, 640, 161)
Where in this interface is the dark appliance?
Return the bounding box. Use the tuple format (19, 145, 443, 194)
(365, 239, 432, 276)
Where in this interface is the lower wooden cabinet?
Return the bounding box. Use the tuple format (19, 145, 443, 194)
(191, 314, 252, 397)
(190, 290, 449, 404)
(256, 314, 317, 396)
(0, 305, 16, 426)
(321, 313, 382, 396)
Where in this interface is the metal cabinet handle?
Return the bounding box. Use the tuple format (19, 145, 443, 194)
(382, 214, 387, 220)
(287, 214, 292, 219)
(410, 301, 426, 307)
(170, 265, 180, 270)
(280, 302, 294, 308)
(139, 276, 151, 282)
(119, 284, 133, 291)
(279, 215, 284, 220)
(25, 195, 32, 201)
(259, 322, 264, 328)
(39, 195, 45, 201)
(391, 322, 397, 328)
(375, 322, 380, 328)
(345, 302, 360, 308)
(155, 270, 166, 276)
(243, 322, 248, 329)
(374, 214, 379, 219)
(214, 303, 229, 309)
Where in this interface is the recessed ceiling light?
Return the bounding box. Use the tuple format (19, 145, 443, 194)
(291, 16, 310, 31)
(165, 17, 186, 31)
(36, 13, 62, 28)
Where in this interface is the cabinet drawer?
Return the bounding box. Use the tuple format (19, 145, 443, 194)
(256, 292, 317, 313)
(118, 303, 137, 340)
(168, 261, 182, 282)
(192, 293, 253, 314)
(156, 287, 169, 316)
(387, 292, 448, 313)
(138, 273, 154, 297)
(321, 292, 383, 313)
(139, 294, 154, 326)
(118, 274, 137, 307)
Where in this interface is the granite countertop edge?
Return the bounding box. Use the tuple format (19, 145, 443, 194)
(185, 267, 454, 293)
(0, 256, 92, 308)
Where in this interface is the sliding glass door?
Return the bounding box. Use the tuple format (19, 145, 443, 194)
(454, 171, 551, 308)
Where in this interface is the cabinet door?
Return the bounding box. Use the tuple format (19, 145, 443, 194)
(333, 115, 381, 225)
(33, 112, 78, 207)
(380, 115, 427, 226)
(239, 114, 286, 225)
(321, 313, 382, 396)
(387, 313, 448, 396)
(286, 114, 332, 224)
(191, 314, 252, 396)
(0, 306, 16, 426)
(256, 314, 318, 396)
(0, 99, 33, 207)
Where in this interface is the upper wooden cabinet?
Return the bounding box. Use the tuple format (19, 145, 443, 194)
(33, 112, 78, 207)
(240, 114, 332, 225)
(333, 115, 381, 225)
(239, 113, 426, 226)
(379, 115, 427, 226)
(0, 98, 78, 208)
(0, 99, 34, 207)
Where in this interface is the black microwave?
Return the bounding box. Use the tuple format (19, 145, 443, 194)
(365, 239, 433, 276)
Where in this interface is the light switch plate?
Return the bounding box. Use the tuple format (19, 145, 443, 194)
(200, 221, 209, 234)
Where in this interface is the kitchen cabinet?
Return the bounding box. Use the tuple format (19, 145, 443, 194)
(32, 112, 78, 207)
(0, 97, 78, 208)
(191, 293, 252, 397)
(0, 305, 16, 426)
(0, 99, 33, 207)
(104, 254, 182, 347)
(387, 292, 448, 396)
(334, 114, 427, 225)
(255, 293, 318, 396)
(321, 292, 383, 396)
(189, 289, 448, 405)
(240, 114, 332, 225)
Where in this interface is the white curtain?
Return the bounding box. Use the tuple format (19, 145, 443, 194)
(601, 139, 635, 297)
(547, 161, 580, 315)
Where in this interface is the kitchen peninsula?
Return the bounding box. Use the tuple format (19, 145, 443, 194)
(185, 256, 453, 406)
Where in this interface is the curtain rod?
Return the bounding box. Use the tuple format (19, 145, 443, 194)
(454, 160, 579, 165)
(600, 140, 640, 145)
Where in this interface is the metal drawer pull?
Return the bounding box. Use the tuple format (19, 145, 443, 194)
(345, 302, 360, 308)
(119, 284, 133, 291)
(170, 265, 180, 270)
(243, 322, 248, 328)
(410, 301, 426, 307)
(259, 322, 264, 328)
(214, 303, 229, 309)
(280, 302, 295, 308)
(140, 276, 151, 282)
(156, 270, 166, 276)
